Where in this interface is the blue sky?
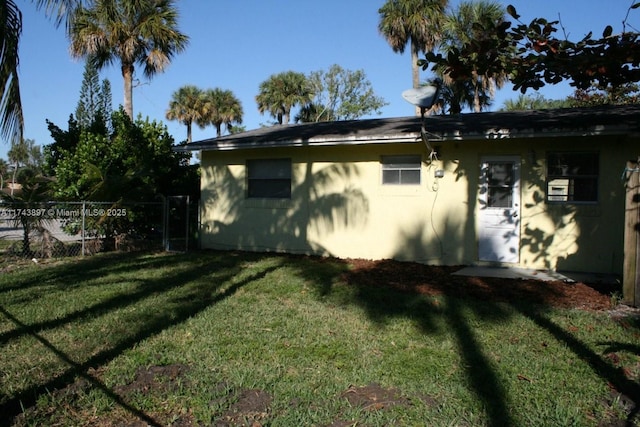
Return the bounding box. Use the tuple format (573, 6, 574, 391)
(2, 0, 637, 161)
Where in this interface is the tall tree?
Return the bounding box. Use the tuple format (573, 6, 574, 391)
(0, 158, 8, 190)
(166, 85, 206, 143)
(256, 71, 313, 125)
(75, 60, 113, 128)
(7, 138, 33, 195)
(100, 78, 112, 121)
(203, 88, 243, 137)
(1, 0, 85, 144)
(378, 0, 448, 115)
(68, 0, 189, 119)
(437, 1, 506, 113)
(0, 1, 23, 143)
(298, 64, 387, 122)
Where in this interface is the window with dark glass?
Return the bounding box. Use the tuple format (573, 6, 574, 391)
(381, 155, 421, 185)
(247, 158, 291, 199)
(546, 152, 598, 203)
(486, 162, 515, 208)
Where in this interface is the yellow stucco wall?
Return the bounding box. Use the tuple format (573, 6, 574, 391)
(199, 134, 634, 274)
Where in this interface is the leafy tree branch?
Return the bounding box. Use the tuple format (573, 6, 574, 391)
(421, 3, 640, 94)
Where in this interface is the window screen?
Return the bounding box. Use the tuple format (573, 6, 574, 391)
(546, 152, 598, 203)
(381, 155, 421, 185)
(247, 158, 292, 199)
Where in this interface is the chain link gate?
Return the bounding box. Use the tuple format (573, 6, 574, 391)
(163, 195, 197, 252)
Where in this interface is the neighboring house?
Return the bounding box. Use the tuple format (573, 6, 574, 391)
(1, 183, 22, 196)
(185, 104, 640, 277)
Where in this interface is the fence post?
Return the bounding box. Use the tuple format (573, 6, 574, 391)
(185, 195, 190, 251)
(163, 196, 169, 251)
(623, 160, 640, 307)
(81, 201, 86, 257)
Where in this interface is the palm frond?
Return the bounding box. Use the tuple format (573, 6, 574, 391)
(33, 0, 83, 28)
(0, 0, 23, 143)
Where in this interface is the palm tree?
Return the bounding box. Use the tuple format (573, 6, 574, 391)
(0, 1, 24, 143)
(438, 1, 507, 112)
(1, 173, 54, 257)
(256, 71, 313, 125)
(501, 94, 571, 111)
(203, 88, 243, 137)
(7, 138, 30, 196)
(68, 0, 189, 119)
(378, 0, 448, 115)
(431, 77, 485, 114)
(0, 158, 8, 190)
(34, 0, 85, 27)
(166, 85, 207, 143)
(1, 1, 84, 144)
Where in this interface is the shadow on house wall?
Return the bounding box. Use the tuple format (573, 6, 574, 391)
(202, 155, 369, 256)
(202, 135, 629, 275)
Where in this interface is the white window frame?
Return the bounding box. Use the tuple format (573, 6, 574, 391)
(247, 158, 292, 199)
(381, 155, 422, 185)
(546, 151, 599, 203)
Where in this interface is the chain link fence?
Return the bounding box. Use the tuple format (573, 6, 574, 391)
(0, 200, 177, 260)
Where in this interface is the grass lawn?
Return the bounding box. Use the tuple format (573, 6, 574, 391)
(0, 250, 638, 426)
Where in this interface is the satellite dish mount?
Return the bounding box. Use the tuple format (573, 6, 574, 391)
(401, 82, 442, 162)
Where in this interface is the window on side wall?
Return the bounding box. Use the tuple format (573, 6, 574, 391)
(381, 155, 421, 185)
(247, 158, 292, 199)
(546, 152, 598, 203)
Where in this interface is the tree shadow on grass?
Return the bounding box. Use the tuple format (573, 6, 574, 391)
(334, 263, 514, 426)
(3, 251, 636, 426)
(517, 307, 640, 426)
(0, 250, 179, 298)
(0, 250, 280, 426)
(300, 257, 636, 426)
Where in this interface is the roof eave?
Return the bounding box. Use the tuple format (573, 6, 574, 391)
(182, 133, 422, 152)
(174, 123, 636, 153)
(426, 124, 634, 142)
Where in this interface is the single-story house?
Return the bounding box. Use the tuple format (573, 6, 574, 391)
(185, 104, 640, 280)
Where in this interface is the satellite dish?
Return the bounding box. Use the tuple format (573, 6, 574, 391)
(402, 85, 440, 109)
(401, 83, 442, 162)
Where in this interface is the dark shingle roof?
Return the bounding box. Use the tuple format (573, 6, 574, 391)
(183, 104, 640, 151)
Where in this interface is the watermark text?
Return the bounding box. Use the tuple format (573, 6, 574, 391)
(0, 208, 128, 219)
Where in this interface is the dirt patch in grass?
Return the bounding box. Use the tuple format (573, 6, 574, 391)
(213, 388, 272, 427)
(340, 383, 411, 411)
(114, 363, 190, 397)
(344, 259, 619, 311)
(330, 383, 435, 426)
(11, 365, 198, 427)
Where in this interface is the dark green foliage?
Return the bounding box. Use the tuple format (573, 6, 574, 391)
(500, 93, 572, 111)
(46, 108, 192, 201)
(421, 4, 640, 95)
(75, 61, 112, 129)
(44, 108, 197, 241)
(568, 82, 640, 107)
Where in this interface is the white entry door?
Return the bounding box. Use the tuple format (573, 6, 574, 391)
(478, 156, 521, 263)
